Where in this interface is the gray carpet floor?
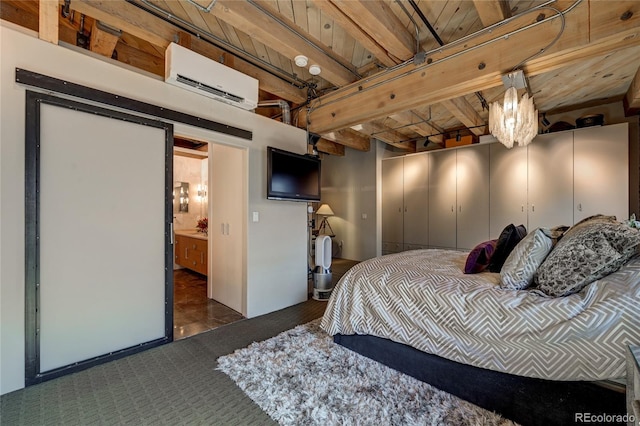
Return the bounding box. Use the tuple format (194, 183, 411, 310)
(0, 299, 330, 425)
(1, 259, 358, 425)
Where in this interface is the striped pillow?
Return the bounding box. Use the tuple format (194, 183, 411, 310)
(500, 228, 553, 290)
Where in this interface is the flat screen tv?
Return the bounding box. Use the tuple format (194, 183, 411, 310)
(267, 146, 321, 202)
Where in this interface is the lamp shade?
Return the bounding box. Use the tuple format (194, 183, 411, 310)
(316, 204, 334, 216)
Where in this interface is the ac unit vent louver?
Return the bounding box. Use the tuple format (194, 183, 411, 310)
(165, 43, 258, 111)
(176, 74, 244, 104)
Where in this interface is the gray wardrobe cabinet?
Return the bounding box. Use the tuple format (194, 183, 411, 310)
(382, 123, 629, 253)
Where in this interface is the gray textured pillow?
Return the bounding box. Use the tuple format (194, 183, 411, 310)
(535, 221, 640, 297)
(500, 228, 553, 290)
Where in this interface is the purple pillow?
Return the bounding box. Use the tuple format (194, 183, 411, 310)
(464, 240, 498, 274)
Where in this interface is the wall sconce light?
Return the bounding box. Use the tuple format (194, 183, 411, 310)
(197, 184, 207, 200)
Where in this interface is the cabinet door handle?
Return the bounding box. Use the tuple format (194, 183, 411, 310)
(459, 205, 462, 213)
(398, 207, 401, 213)
(521, 205, 524, 212)
(451, 205, 454, 212)
(532, 204, 535, 212)
(226, 223, 230, 235)
(578, 203, 582, 211)
(404, 207, 407, 213)
(221, 223, 225, 234)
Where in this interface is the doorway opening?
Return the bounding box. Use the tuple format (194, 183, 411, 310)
(172, 136, 244, 340)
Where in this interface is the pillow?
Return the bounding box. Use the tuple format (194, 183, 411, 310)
(488, 224, 527, 272)
(535, 220, 640, 297)
(464, 240, 497, 274)
(549, 225, 570, 246)
(500, 228, 553, 290)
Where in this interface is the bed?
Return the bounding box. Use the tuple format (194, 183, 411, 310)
(320, 219, 640, 425)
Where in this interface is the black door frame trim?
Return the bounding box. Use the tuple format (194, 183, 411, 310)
(16, 68, 253, 141)
(24, 90, 175, 386)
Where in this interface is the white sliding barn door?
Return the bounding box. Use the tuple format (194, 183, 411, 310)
(35, 101, 169, 374)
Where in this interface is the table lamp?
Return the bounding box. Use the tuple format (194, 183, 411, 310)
(316, 204, 335, 236)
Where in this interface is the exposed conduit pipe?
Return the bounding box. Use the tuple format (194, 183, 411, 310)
(406, 0, 444, 46)
(186, 0, 217, 13)
(257, 100, 291, 125)
(406, 0, 489, 109)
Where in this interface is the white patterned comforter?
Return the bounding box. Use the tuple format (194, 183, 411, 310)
(321, 249, 640, 381)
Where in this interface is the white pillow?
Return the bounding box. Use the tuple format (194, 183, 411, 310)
(500, 228, 553, 290)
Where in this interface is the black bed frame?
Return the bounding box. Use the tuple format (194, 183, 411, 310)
(334, 334, 625, 426)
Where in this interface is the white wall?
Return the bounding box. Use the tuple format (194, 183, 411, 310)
(0, 22, 308, 395)
(321, 145, 378, 261)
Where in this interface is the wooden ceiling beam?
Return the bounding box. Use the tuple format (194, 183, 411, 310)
(62, 0, 307, 104)
(440, 98, 486, 136)
(307, 1, 640, 134)
(329, 0, 414, 63)
(310, 0, 398, 67)
(89, 21, 121, 57)
(362, 122, 415, 152)
(39, 0, 59, 44)
(388, 111, 444, 144)
(472, 0, 511, 26)
(624, 66, 640, 116)
(212, 0, 356, 86)
(324, 129, 371, 152)
(315, 139, 345, 156)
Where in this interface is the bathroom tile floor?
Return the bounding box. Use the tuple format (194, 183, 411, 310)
(174, 258, 360, 340)
(173, 269, 244, 340)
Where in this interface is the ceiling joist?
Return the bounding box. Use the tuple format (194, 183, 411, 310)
(39, 0, 58, 44)
(330, 0, 414, 63)
(472, 0, 511, 26)
(625, 65, 640, 116)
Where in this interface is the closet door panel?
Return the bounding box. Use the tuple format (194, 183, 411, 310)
(574, 123, 629, 223)
(210, 143, 245, 314)
(490, 143, 528, 237)
(429, 150, 457, 249)
(527, 132, 574, 230)
(403, 154, 429, 246)
(457, 145, 490, 250)
(382, 157, 404, 246)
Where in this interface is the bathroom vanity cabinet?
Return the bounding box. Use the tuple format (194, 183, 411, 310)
(174, 232, 208, 276)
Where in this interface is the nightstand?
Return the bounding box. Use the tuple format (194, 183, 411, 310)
(627, 345, 640, 426)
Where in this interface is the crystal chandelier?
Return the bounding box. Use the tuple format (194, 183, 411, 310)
(489, 71, 538, 149)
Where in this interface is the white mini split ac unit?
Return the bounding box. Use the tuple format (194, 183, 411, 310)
(164, 42, 258, 111)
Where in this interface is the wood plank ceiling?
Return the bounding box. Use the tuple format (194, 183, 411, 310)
(3, 0, 640, 156)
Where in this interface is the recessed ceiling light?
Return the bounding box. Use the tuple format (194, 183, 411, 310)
(309, 64, 321, 75)
(294, 55, 308, 67)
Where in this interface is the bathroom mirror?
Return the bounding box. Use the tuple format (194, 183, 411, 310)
(173, 182, 189, 213)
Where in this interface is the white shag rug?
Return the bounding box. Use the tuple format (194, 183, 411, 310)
(216, 320, 518, 426)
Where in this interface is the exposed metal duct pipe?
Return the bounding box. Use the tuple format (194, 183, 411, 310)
(257, 100, 291, 125)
